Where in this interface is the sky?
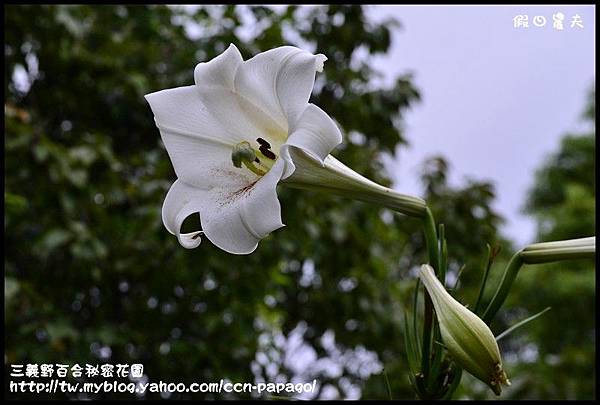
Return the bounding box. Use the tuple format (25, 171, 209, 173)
(365, 5, 595, 246)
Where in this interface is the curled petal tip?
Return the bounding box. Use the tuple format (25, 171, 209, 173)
(315, 54, 327, 72)
(178, 231, 203, 249)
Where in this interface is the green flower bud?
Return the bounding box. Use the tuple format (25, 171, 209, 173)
(520, 236, 595, 264)
(419, 264, 510, 395)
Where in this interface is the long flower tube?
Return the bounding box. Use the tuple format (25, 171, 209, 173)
(281, 147, 427, 217)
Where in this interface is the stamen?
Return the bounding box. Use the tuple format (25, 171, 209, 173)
(256, 138, 276, 160)
(243, 161, 266, 176)
(259, 145, 276, 160)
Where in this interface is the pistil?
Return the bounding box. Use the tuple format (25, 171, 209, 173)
(231, 140, 277, 176)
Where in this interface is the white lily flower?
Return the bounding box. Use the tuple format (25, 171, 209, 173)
(145, 44, 426, 254)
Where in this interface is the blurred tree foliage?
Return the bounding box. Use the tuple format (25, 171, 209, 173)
(3, 5, 593, 400)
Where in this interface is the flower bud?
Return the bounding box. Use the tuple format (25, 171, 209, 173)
(419, 264, 510, 395)
(520, 236, 595, 264)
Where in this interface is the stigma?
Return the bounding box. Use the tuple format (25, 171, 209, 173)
(231, 139, 277, 176)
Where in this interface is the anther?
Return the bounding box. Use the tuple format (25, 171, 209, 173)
(259, 145, 276, 160)
(256, 137, 271, 149)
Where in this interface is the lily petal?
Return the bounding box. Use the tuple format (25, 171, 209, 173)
(197, 87, 288, 148)
(162, 159, 286, 254)
(194, 44, 243, 91)
(145, 86, 240, 145)
(162, 179, 207, 249)
(145, 85, 262, 189)
(234, 46, 327, 130)
(200, 159, 287, 254)
(285, 103, 343, 167)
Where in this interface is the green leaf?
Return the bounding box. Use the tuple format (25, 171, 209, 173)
(495, 307, 552, 342)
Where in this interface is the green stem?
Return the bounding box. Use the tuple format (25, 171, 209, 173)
(441, 367, 463, 399)
(473, 244, 493, 315)
(439, 224, 447, 285)
(423, 208, 441, 273)
(482, 251, 524, 323)
(420, 208, 440, 382)
(412, 278, 421, 353)
(421, 295, 433, 380)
